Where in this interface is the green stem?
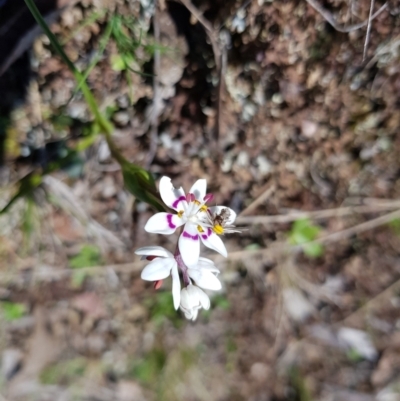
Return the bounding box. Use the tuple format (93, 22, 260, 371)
(23, 0, 165, 211)
(24, 0, 127, 166)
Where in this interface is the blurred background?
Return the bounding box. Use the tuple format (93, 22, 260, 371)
(1, 0, 400, 400)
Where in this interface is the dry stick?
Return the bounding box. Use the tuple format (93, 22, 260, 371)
(0, 261, 144, 282)
(236, 201, 400, 225)
(2, 208, 400, 284)
(177, 0, 224, 158)
(299, 208, 400, 249)
(230, 208, 400, 261)
(237, 184, 276, 217)
(145, 0, 161, 168)
(363, 0, 375, 61)
(178, 0, 221, 69)
(214, 32, 229, 157)
(305, 0, 387, 33)
(339, 275, 400, 326)
(365, 35, 400, 69)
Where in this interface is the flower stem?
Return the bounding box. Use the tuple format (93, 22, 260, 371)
(174, 243, 190, 287)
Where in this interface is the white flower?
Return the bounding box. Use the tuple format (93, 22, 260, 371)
(136, 246, 181, 309)
(144, 176, 237, 267)
(135, 246, 222, 312)
(179, 284, 210, 321)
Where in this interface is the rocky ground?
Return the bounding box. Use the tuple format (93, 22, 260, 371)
(1, 0, 400, 400)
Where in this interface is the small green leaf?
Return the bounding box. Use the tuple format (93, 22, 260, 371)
(122, 165, 165, 212)
(213, 294, 231, 310)
(303, 242, 324, 258)
(244, 243, 261, 251)
(131, 349, 167, 384)
(289, 218, 324, 258)
(1, 302, 26, 321)
(346, 348, 364, 363)
(110, 54, 127, 71)
(388, 218, 400, 236)
(71, 270, 88, 288)
(69, 245, 102, 269)
(40, 357, 87, 385)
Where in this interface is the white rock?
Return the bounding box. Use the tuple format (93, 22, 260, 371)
(283, 287, 314, 322)
(338, 327, 378, 361)
(1, 348, 23, 380)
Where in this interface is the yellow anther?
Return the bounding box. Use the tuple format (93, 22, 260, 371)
(194, 200, 201, 205)
(212, 225, 224, 235)
(199, 205, 208, 212)
(197, 225, 204, 233)
(177, 210, 184, 218)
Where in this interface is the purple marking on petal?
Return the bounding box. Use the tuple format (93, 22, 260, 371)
(172, 196, 186, 208)
(203, 193, 214, 203)
(182, 231, 199, 241)
(167, 214, 176, 229)
(201, 228, 211, 240)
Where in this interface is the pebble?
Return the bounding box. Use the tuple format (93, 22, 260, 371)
(1, 348, 23, 380)
(256, 155, 272, 175)
(113, 111, 130, 127)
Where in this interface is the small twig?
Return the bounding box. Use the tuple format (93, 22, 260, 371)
(213, 30, 229, 158)
(303, 208, 400, 248)
(339, 275, 400, 326)
(236, 201, 400, 225)
(365, 35, 400, 69)
(145, 0, 161, 169)
(305, 0, 387, 33)
(176, 0, 225, 159)
(2, 208, 399, 284)
(177, 0, 221, 69)
(238, 184, 276, 217)
(0, 261, 144, 283)
(363, 0, 375, 61)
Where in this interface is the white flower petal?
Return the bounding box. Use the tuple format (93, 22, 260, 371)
(199, 228, 228, 257)
(178, 223, 200, 267)
(189, 179, 207, 200)
(190, 309, 199, 321)
(188, 269, 222, 290)
(145, 212, 184, 234)
(197, 258, 220, 273)
(159, 176, 188, 211)
(171, 265, 181, 310)
(141, 258, 176, 281)
(180, 288, 193, 309)
(194, 287, 211, 310)
(208, 206, 237, 225)
(135, 246, 173, 258)
(198, 257, 214, 265)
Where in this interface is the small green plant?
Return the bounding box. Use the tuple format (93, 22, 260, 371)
(213, 294, 230, 310)
(388, 218, 400, 236)
(288, 218, 324, 258)
(143, 291, 181, 326)
(40, 357, 87, 385)
(69, 244, 102, 269)
(346, 348, 364, 363)
(289, 366, 313, 401)
(131, 348, 167, 385)
(69, 244, 102, 287)
(1, 301, 26, 321)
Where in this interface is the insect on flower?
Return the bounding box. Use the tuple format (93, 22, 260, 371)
(205, 208, 244, 235)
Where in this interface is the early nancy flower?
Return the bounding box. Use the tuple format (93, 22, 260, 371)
(136, 246, 221, 318)
(144, 176, 237, 267)
(179, 284, 210, 321)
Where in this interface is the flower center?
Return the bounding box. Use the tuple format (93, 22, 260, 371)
(212, 224, 224, 235)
